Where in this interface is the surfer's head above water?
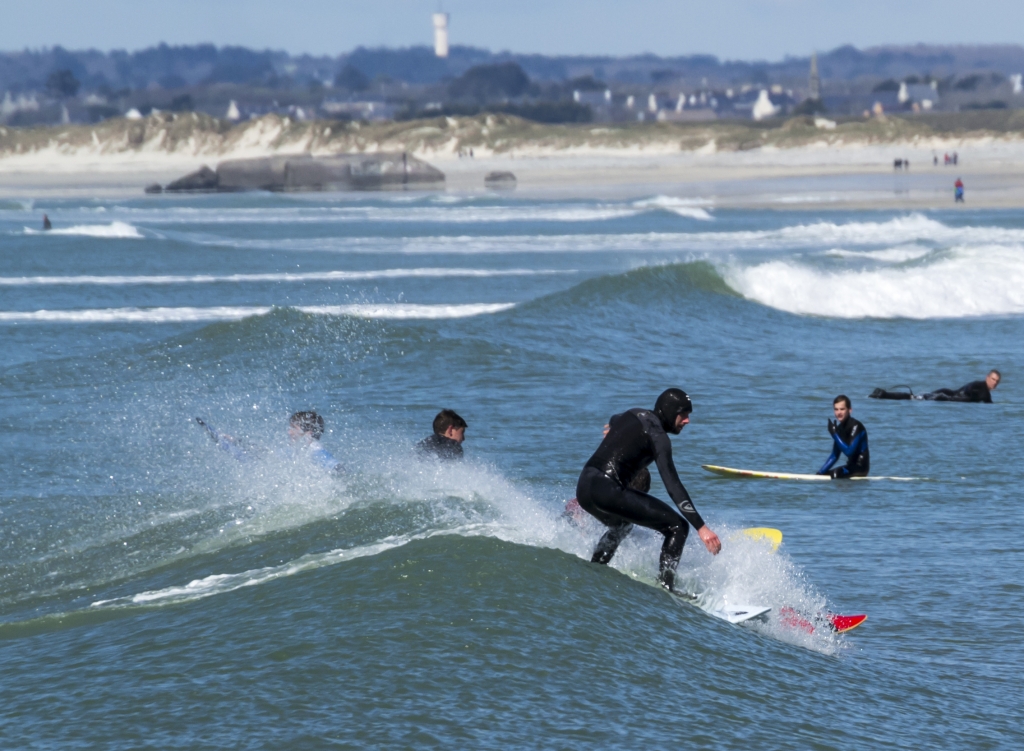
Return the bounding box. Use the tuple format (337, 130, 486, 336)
(432, 409, 467, 443)
(289, 411, 325, 441)
(832, 395, 851, 422)
(986, 370, 1001, 391)
(654, 388, 692, 434)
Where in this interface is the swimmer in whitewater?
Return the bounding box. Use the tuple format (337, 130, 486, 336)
(42, 214, 52, 231)
(575, 388, 721, 592)
(195, 410, 343, 473)
(417, 409, 466, 461)
(817, 395, 869, 479)
(870, 370, 1000, 403)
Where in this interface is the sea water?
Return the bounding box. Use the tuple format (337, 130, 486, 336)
(1, 192, 1021, 748)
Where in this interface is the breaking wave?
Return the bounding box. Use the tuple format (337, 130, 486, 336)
(721, 244, 1024, 319)
(0, 303, 515, 324)
(23, 221, 143, 238)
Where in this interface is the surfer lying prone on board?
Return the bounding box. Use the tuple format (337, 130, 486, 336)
(196, 410, 344, 473)
(575, 388, 721, 592)
(869, 369, 1000, 403)
(817, 395, 869, 479)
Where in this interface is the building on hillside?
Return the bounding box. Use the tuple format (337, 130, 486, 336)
(898, 82, 939, 110)
(321, 100, 396, 121)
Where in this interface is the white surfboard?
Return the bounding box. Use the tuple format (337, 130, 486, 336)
(701, 464, 918, 482)
(670, 591, 771, 624)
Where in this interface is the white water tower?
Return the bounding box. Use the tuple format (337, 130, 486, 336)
(433, 13, 450, 58)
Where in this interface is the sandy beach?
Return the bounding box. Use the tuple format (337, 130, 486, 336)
(2, 112, 1023, 208)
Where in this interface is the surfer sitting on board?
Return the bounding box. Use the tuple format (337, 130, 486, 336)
(575, 388, 721, 592)
(416, 409, 466, 461)
(869, 370, 1000, 403)
(817, 395, 869, 479)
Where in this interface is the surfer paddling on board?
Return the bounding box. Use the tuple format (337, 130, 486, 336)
(575, 388, 721, 592)
(870, 370, 1000, 403)
(817, 395, 869, 479)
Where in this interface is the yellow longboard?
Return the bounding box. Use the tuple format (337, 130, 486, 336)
(738, 527, 783, 551)
(702, 464, 918, 482)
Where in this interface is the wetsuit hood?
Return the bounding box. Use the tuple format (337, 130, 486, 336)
(654, 388, 692, 434)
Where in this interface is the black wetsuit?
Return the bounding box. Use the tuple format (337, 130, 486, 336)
(871, 381, 992, 403)
(575, 409, 704, 589)
(417, 433, 463, 460)
(818, 416, 869, 479)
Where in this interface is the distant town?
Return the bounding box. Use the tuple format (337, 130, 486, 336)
(2, 15, 1024, 128)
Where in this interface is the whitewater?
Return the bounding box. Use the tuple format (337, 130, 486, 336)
(1, 191, 1021, 749)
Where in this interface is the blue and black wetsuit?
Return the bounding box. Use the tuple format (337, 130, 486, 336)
(576, 408, 704, 590)
(818, 416, 869, 479)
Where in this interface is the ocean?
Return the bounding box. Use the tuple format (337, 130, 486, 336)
(1, 191, 1021, 749)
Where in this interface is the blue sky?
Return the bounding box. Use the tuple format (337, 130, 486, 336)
(3, 0, 1022, 60)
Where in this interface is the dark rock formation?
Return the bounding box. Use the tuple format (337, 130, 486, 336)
(144, 183, 163, 194)
(484, 170, 517, 189)
(158, 153, 445, 193)
(164, 165, 219, 192)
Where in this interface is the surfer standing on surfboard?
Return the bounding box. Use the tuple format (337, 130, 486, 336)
(575, 388, 721, 592)
(817, 395, 869, 479)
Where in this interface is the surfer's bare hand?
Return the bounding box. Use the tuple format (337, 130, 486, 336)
(698, 526, 721, 555)
(602, 424, 610, 437)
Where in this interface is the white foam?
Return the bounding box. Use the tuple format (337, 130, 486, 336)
(632, 195, 714, 220)
(0, 267, 568, 287)
(90, 205, 638, 225)
(0, 303, 515, 324)
(723, 244, 1024, 318)
(821, 246, 933, 263)
(23, 221, 143, 238)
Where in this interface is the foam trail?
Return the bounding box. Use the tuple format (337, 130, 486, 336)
(723, 244, 1024, 318)
(0, 267, 569, 287)
(0, 303, 515, 324)
(23, 221, 143, 238)
(90, 526, 494, 609)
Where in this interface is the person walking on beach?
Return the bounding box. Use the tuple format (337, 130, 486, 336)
(575, 388, 721, 592)
(417, 409, 467, 460)
(817, 395, 869, 479)
(955, 178, 965, 203)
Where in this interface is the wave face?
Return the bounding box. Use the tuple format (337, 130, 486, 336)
(1, 195, 1022, 748)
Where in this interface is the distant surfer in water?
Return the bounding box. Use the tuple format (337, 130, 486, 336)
(42, 214, 52, 231)
(869, 370, 1000, 403)
(416, 409, 466, 461)
(575, 388, 721, 592)
(817, 395, 869, 479)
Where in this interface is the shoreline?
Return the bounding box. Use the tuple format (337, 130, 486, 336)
(1, 113, 1022, 208)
